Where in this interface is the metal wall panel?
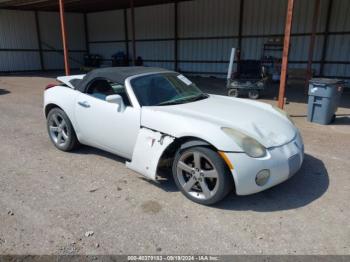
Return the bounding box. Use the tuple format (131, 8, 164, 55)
(323, 0, 350, 77)
(0, 51, 41, 71)
(43, 51, 84, 70)
(242, 0, 287, 36)
(178, 0, 240, 37)
(179, 39, 238, 61)
(292, 0, 329, 33)
(89, 42, 126, 60)
(329, 0, 350, 32)
(177, 0, 239, 76)
(38, 11, 86, 51)
(325, 35, 350, 62)
(179, 62, 230, 76)
(1, 0, 349, 77)
(0, 9, 41, 72)
(323, 64, 350, 77)
(123, 3, 175, 69)
(87, 10, 125, 42)
(126, 41, 174, 69)
(0, 10, 38, 49)
(135, 41, 174, 60)
(133, 3, 174, 39)
(289, 35, 325, 61)
(143, 61, 174, 71)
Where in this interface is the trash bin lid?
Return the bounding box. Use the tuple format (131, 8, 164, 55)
(310, 78, 344, 86)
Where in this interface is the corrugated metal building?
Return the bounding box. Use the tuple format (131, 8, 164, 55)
(0, 0, 349, 78)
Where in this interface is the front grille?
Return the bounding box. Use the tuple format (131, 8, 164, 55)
(288, 154, 301, 177)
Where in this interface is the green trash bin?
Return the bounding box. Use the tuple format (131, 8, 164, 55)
(307, 78, 344, 125)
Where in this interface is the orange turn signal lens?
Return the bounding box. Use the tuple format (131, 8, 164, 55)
(218, 151, 234, 170)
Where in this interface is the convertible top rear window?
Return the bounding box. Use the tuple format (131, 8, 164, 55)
(131, 73, 207, 106)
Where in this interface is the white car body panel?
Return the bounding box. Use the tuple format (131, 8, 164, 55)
(126, 128, 174, 180)
(44, 72, 304, 196)
(74, 92, 140, 159)
(57, 74, 85, 88)
(141, 95, 297, 151)
(45, 86, 80, 132)
(227, 131, 304, 195)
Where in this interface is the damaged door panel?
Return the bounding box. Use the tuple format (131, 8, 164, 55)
(126, 128, 174, 180)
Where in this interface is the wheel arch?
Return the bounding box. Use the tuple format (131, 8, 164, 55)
(45, 103, 80, 143)
(45, 103, 63, 117)
(156, 136, 233, 177)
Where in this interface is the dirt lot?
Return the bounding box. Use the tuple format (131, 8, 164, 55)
(0, 74, 349, 255)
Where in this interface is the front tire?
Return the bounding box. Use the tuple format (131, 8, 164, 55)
(47, 108, 79, 151)
(172, 146, 233, 205)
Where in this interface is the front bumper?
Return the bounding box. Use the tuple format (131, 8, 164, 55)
(226, 133, 304, 195)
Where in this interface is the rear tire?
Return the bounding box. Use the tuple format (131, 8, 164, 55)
(228, 88, 240, 98)
(172, 146, 233, 205)
(47, 108, 80, 151)
(248, 90, 260, 99)
(331, 114, 336, 123)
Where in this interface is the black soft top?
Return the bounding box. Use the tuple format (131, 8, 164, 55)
(75, 66, 172, 92)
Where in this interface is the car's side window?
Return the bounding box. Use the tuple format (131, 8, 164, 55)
(86, 79, 131, 106)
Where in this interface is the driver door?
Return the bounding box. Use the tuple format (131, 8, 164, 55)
(75, 79, 140, 159)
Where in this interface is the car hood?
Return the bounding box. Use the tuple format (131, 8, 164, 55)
(141, 95, 296, 148)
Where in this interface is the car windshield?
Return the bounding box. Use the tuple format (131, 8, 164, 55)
(130, 73, 208, 106)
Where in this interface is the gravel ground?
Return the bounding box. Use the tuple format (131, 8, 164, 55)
(0, 74, 349, 255)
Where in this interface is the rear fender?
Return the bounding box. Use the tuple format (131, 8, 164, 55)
(126, 128, 174, 180)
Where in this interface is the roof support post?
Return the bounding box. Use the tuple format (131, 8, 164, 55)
(124, 9, 129, 65)
(320, 0, 333, 76)
(237, 0, 244, 76)
(59, 0, 70, 75)
(277, 0, 295, 109)
(174, 0, 179, 71)
(34, 11, 44, 71)
(130, 0, 136, 66)
(305, 0, 321, 90)
(84, 13, 90, 54)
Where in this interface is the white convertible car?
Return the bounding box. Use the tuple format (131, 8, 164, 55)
(44, 67, 304, 205)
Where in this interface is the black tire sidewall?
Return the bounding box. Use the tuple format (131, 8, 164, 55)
(248, 90, 259, 99)
(47, 108, 78, 151)
(172, 146, 233, 205)
(228, 89, 239, 97)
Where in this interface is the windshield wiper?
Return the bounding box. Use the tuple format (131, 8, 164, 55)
(185, 93, 209, 102)
(158, 93, 209, 106)
(158, 100, 186, 106)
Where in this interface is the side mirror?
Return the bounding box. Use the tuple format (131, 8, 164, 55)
(106, 94, 125, 112)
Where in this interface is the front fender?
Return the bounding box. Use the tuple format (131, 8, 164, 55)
(141, 107, 243, 152)
(126, 128, 175, 180)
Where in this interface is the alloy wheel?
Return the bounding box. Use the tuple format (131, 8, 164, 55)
(176, 151, 219, 200)
(48, 113, 69, 147)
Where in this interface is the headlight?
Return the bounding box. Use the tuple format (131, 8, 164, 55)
(273, 106, 294, 125)
(221, 127, 267, 158)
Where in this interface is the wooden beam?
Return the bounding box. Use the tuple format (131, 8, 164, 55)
(130, 0, 136, 65)
(34, 10, 44, 70)
(277, 0, 295, 109)
(59, 0, 70, 75)
(320, 0, 334, 76)
(305, 0, 321, 90)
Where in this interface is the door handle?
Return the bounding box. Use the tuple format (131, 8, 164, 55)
(78, 101, 90, 108)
